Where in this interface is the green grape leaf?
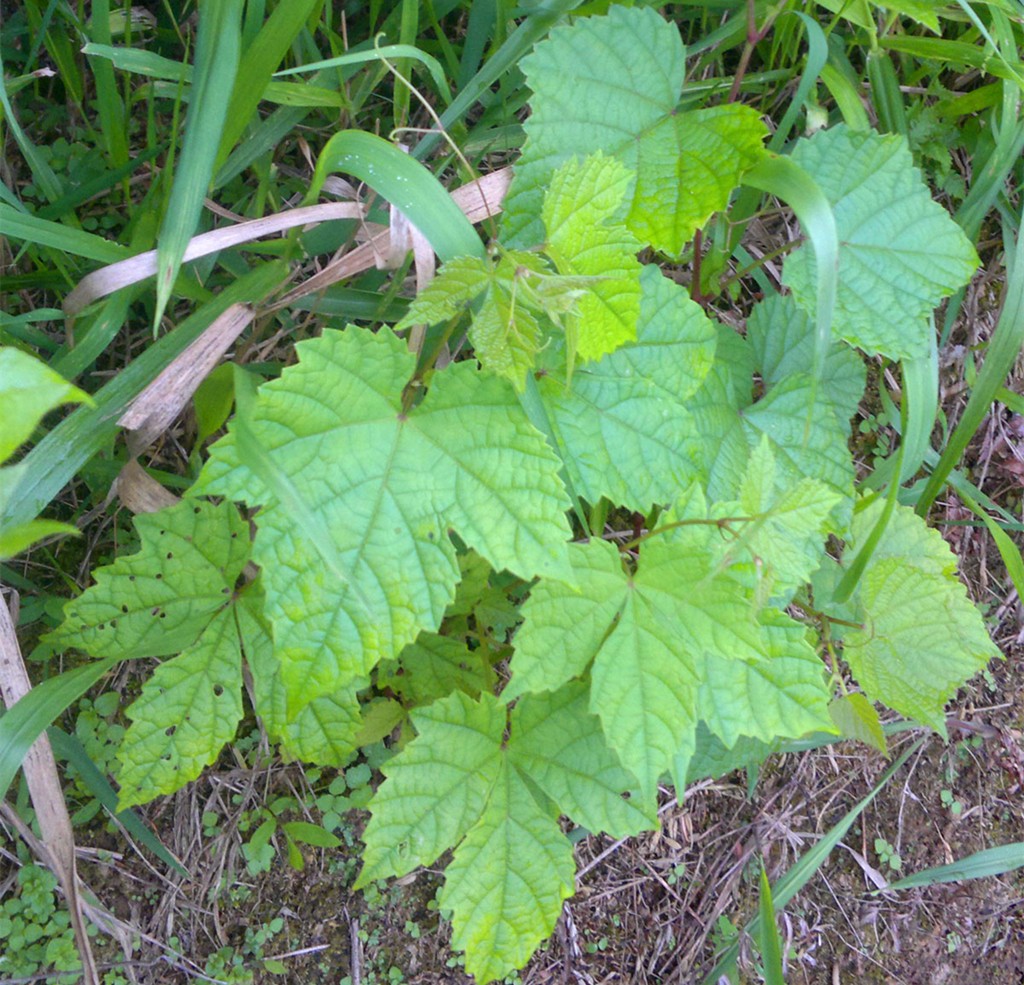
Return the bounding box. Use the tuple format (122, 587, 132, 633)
(198, 328, 573, 716)
(504, 7, 766, 255)
(684, 721, 775, 785)
(842, 501, 1001, 732)
(47, 499, 251, 659)
(699, 610, 833, 749)
(726, 437, 843, 598)
(628, 104, 768, 255)
(440, 757, 575, 984)
(828, 693, 887, 754)
(746, 293, 866, 428)
(510, 682, 658, 837)
(514, 488, 779, 797)
(0, 347, 91, 463)
(377, 632, 496, 706)
(537, 265, 716, 511)
(542, 153, 643, 361)
(396, 252, 552, 390)
(116, 606, 243, 810)
(783, 125, 978, 359)
(239, 591, 362, 766)
(356, 690, 505, 886)
(395, 254, 495, 327)
(504, 536, 627, 700)
(689, 326, 856, 528)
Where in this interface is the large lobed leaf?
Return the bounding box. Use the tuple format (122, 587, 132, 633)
(358, 689, 651, 981)
(47, 499, 254, 808)
(840, 501, 1001, 732)
(512, 486, 833, 797)
(504, 5, 767, 254)
(536, 264, 716, 511)
(783, 125, 978, 360)
(198, 328, 573, 717)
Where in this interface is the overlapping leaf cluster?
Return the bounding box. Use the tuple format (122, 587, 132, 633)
(48, 6, 1000, 983)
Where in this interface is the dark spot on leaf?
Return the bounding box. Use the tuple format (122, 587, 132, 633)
(109, 619, 117, 629)
(213, 684, 224, 697)
(159, 612, 167, 619)
(165, 725, 176, 737)
(194, 507, 201, 515)
(621, 791, 631, 800)
(397, 412, 408, 422)
(427, 532, 435, 541)
(155, 573, 163, 580)
(128, 576, 136, 582)
(222, 587, 230, 594)
(159, 530, 165, 536)
(151, 607, 160, 616)
(230, 532, 238, 539)
(97, 623, 105, 631)
(166, 552, 173, 559)
(121, 605, 129, 614)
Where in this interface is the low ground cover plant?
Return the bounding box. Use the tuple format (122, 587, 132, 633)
(2, 1, 1022, 982)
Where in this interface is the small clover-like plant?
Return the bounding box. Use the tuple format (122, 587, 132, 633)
(48, 7, 1002, 983)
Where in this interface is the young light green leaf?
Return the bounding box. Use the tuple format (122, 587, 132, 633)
(198, 329, 572, 717)
(628, 104, 768, 254)
(727, 437, 843, 597)
(541, 153, 643, 361)
(510, 682, 658, 837)
(116, 606, 243, 810)
(536, 266, 715, 510)
(396, 251, 551, 389)
(356, 690, 505, 887)
(841, 500, 1001, 732)
(828, 693, 887, 754)
(504, 5, 685, 248)
(46, 499, 251, 660)
(440, 758, 575, 984)
(783, 125, 978, 360)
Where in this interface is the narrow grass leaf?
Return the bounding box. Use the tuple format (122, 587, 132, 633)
(306, 131, 483, 261)
(153, 0, 243, 330)
(882, 842, 1024, 891)
(2, 205, 129, 264)
(758, 864, 786, 985)
(217, 0, 321, 165)
(703, 739, 923, 984)
(0, 658, 119, 802)
(918, 221, 1024, 513)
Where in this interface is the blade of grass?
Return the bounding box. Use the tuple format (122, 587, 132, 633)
(274, 43, 452, 104)
(0, 657, 119, 803)
(3, 261, 287, 532)
(743, 154, 838, 393)
(85, 0, 129, 168)
(881, 842, 1024, 891)
(216, 0, 321, 167)
(954, 486, 1024, 601)
(703, 739, 924, 984)
(412, 0, 581, 163)
(306, 131, 484, 261)
(0, 54, 64, 204)
(1, 205, 130, 264)
(47, 726, 189, 878)
(153, 0, 243, 331)
(758, 863, 786, 985)
(918, 219, 1024, 514)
